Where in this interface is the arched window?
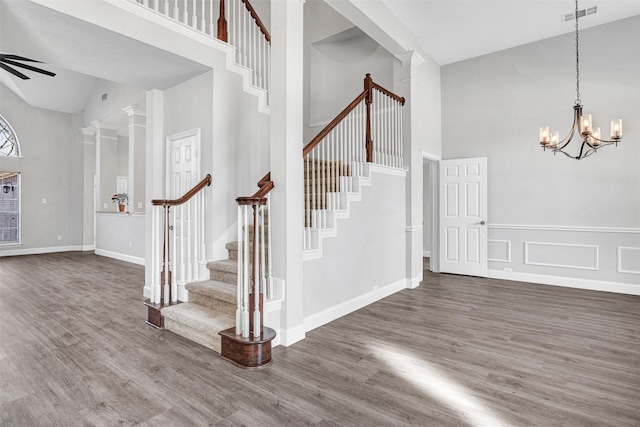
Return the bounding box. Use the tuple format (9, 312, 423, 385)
(0, 114, 20, 157)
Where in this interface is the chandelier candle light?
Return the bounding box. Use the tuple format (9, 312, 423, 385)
(539, 0, 622, 159)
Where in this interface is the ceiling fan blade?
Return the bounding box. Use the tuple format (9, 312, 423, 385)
(0, 62, 29, 80)
(0, 54, 42, 63)
(1, 58, 56, 77)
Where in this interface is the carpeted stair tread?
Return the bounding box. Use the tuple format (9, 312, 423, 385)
(162, 303, 235, 353)
(186, 280, 236, 305)
(206, 259, 237, 273)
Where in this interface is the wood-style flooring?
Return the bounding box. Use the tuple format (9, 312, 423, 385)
(1, 252, 639, 426)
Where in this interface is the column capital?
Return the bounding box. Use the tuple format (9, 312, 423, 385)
(122, 105, 147, 118)
(395, 50, 425, 68)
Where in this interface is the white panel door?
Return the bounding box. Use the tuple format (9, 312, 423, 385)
(167, 130, 200, 199)
(166, 129, 201, 293)
(439, 157, 487, 277)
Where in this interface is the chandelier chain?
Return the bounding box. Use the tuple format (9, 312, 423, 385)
(575, 0, 580, 105)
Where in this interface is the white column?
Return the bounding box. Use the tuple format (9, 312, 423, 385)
(270, 0, 305, 346)
(395, 51, 425, 289)
(80, 127, 96, 249)
(123, 106, 147, 213)
(144, 89, 165, 299)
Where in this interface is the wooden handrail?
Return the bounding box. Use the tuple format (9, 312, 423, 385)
(303, 74, 405, 159)
(236, 176, 274, 206)
(240, 0, 271, 43)
(372, 82, 405, 105)
(303, 90, 367, 157)
(152, 174, 212, 207)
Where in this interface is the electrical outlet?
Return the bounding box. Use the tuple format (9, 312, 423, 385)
(42, 198, 47, 204)
(138, 202, 142, 209)
(103, 203, 108, 209)
(129, 241, 132, 248)
(57, 235, 62, 241)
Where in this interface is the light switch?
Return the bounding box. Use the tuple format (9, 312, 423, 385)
(42, 198, 47, 204)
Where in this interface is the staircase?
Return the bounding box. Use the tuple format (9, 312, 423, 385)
(162, 220, 266, 354)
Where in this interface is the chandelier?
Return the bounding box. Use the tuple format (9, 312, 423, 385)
(539, 0, 622, 159)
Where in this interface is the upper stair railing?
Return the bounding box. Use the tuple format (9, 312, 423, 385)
(130, 0, 270, 98)
(235, 172, 274, 338)
(150, 173, 212, 307)
(303, 74, 405, 229)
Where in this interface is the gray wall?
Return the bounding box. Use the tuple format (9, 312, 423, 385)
(441, 16, 640, 290)
(0, 84, 84, 252)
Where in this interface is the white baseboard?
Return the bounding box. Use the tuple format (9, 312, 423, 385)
(406, 275, 422, 289)
(279, 324, 306, 347)
(304, 278, 407, 333)
(488, 269, 640, 296)
(82, 245, 96, 251)
(0, 245, 84, 257)
(423, 250, 431, 257)
(95, 249, 145, 266)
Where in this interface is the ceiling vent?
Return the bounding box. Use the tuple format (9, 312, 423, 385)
(562, 6, 597, 22)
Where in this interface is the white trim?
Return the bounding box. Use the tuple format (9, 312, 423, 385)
(368, 163, 408, 177)
(524, 241, 599, 271)
(489, 224, 640, 234)
(406, 275, 422, 289)
(82, 245, 96, 251)
(95, 249, 145, 266)
(487, 269, 640, 296)
(308, 119, 331, 128)
(421, 151, 442, 162)
(304, 278, 407, 332)
(618, 246, 640, 275)
(488, 239, 511, 263)
(0, 245, 84, 257)
(279, 324, 306, 347)
(423, 250, 431, 257)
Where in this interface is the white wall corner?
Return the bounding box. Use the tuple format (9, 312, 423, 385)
(406, 275, 422, 289)
(278, 324, 306, 347)
(395, 50, 426, 68)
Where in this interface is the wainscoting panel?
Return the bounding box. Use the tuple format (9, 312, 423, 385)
(488, 239, 511, 263)
(487, 225, 640, 293)
(618, 247, 640, 275)
(525, 242, 599, 271)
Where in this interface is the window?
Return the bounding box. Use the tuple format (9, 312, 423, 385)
(0, 173, 20, 244)
(0, 114, 20, 157)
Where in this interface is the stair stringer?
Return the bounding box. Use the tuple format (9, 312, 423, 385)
(29, 0, 270, 114)
(304, 162, 403, 261)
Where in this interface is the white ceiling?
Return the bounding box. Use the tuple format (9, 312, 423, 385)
(383, 0, 640, 65)
(1, 0, 639, 113)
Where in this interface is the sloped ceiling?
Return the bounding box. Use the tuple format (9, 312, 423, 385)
(0, 0, 210, 113)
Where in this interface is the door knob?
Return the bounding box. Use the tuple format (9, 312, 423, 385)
(480, 221, 486, 225)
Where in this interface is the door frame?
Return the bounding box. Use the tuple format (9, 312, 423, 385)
(423, 152, 440, 273)
(438, 156, 488, 277)
(165, 128, 202, 198)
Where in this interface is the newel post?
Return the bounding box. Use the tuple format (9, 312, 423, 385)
(217, 0, 228, 42)
(364, 73, 373, 163)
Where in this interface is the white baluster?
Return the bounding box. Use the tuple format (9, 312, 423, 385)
(259, 204, 266, 295)
(151, 206, 157, 304)
(179, 204, 185, 287)
(242, 205, 250, 338)
(200, 192, 206, 266)
(199, 0, 206, 32)
(236, 205, 243, 334)
(252, 204, 261, 337)
(266, 198, 273, 299)
(173, 0, 179, 20)
(182, 0, 188, 24)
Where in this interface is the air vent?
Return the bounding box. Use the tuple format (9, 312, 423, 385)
(562, 6, 597, 22)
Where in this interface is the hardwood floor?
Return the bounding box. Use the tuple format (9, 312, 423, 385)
(1, 253, 639, 426)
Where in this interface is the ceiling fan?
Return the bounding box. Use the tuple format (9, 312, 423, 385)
(0, 54, 56, 80)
